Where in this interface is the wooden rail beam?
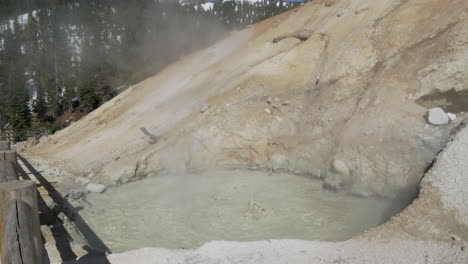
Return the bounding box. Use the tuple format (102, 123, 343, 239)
(0, 151, 17, 163)
(0, 180, 43, 264)
(0, 151, 19, 183)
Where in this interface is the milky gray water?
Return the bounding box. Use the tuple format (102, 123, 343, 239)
(79, 170, 407, 253)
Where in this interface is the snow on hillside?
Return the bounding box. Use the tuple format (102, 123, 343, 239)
(189, 0, 306, 11)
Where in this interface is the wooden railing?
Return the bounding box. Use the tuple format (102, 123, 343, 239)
(0, 140, 43, 264)
(1, 131, 15, 143)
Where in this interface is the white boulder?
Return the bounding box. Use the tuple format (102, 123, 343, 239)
(86, 183, 106, 193)
(426, 107, 449, 126)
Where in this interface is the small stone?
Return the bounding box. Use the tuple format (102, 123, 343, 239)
(200, 104, 210, 113)
(426, 107, 449, 126)
(57, 212, 69, 222)
(86, 183, 106, 193)
(331, 159, 349, 176)
(447, 112, 457, 121)
(75, 177, 90, 185)
(324, 0, 336, 7)
(323, 173, 343, 190)
(264, 108, 271, 114)
(26, 136, 39, 147)
(64, 191, 85, 201)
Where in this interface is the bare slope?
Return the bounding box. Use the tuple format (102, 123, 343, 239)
(27, 0, 468, 198)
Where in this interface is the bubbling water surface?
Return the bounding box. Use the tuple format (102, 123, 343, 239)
(80, 170, 407, 252)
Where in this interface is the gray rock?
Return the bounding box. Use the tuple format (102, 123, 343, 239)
(200, 104, 210, 113)
(365, 128, 375, 136)
(86, 183, 106, 193)
(448, 112, 457, 121)
(64, 191, 85, 201)
(26, 136, 39, 147)
(271, 153, 289, 170)
(427, 107, 449, 126)
(323, 159, 351, 190)
(75, 177, 90, 185)
(324, 0, 336, 7)
(323, 173, 344, 190)
(331, 159, 349, 177)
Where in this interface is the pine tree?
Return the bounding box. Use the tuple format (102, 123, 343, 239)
(24, 11, 48, 120)
(0, 18, 31, 139)
(7, 64, 31, 140)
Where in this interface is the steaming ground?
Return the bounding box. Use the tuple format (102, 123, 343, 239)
(79, 170, 407, 252)
(26, 0, 468, 201)
(20, 0, 468, 262)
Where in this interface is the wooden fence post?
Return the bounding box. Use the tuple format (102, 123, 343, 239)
(0, 141, 10, 151)
(4, 130, 13, 143)
(0, 151, 19, 183)
(0, 180, 43, 264)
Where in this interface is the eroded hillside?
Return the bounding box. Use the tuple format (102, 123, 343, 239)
(25, 0, 468, 199)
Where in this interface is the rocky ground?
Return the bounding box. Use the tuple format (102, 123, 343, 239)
(16, 0, 468, 263)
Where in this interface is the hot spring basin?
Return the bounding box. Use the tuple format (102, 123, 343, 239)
(79, 170, 407, 252)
